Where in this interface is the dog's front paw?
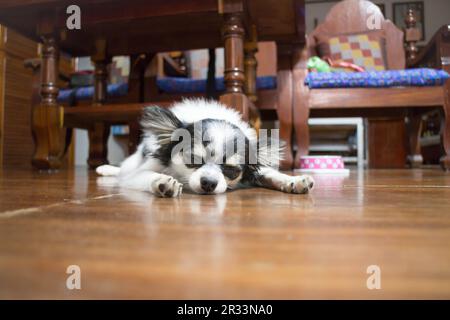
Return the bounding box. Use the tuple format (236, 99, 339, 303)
(151, 174, 183, 198)
(282, 175, 314, 194)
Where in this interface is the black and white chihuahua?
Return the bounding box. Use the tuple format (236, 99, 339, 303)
(96, 99, 314, 197)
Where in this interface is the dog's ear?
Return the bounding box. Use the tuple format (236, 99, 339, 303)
(140, 106, 183, 145)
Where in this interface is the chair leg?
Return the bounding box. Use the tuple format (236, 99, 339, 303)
(244, 25, 258, 104)
(87, 123, 110, 169)
(292, 69, 310, 169)
(406, 113, 423, 168)
(128, 121, 141, 155)
(244, 29, 262, 132)
(276, 52, 294, 170)
(441, 100, 450, 171)
(88, 40, 111, 169)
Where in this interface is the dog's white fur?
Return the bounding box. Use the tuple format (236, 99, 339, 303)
(96, 99, 314, 197)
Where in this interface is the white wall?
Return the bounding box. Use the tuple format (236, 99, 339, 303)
(306, 0, 450, 45)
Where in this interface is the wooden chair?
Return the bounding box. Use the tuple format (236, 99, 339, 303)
(292, 0, 450, 170)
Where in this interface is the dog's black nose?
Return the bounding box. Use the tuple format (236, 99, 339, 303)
(200, 177, 218, 193)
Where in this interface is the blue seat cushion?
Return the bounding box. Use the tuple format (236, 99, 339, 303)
(305, 68, 450, 89)
(156, 75, 277, 93)
(57, 76, 277, 103)
(58, 82, 129, 103)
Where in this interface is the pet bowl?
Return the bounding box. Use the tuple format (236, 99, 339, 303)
(297, 155, 349, 175)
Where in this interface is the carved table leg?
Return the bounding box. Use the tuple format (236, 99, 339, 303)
(87, 41, 111, 169)
(406, 113, 424, 168)
(31, 34, 63, 170)
(220, 12, 250, 120)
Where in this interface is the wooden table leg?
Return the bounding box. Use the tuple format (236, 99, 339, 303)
(31, 30, 63, 170)
(220, 12, 250, 121)
(87, 40, 111, 169)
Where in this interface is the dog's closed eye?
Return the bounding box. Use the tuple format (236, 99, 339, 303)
(221, 165, 241, 180)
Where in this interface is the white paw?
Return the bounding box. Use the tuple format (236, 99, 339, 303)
(151, 174, 183, 198)
(282, 175, 314, 194)
(96, 165, 120, 176)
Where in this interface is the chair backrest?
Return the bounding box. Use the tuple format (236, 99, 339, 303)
(309, 0, 405, 70)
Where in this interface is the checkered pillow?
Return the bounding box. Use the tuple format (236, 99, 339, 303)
(316, 31, 386, 71)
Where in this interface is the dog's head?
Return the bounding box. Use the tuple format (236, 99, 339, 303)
(141, 106, 281, 194)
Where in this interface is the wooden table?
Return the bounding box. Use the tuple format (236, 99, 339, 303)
(0, 0, 305, 170)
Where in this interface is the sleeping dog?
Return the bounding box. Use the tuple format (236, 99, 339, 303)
(96, 99, 314, 197)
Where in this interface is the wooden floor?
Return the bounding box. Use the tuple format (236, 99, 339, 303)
(1, 167, 450, 299)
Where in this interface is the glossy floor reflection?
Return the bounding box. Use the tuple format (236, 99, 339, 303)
(0, 167, 450, 298)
